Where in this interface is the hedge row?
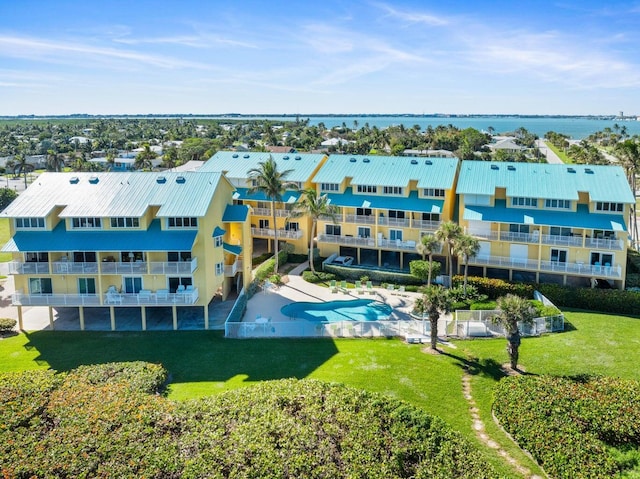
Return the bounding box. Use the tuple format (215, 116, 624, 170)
(494, 375, 640, 478)
(452, 276, 534, 299)
(324, 264, 424, 286)
(1, 363, 498, 479)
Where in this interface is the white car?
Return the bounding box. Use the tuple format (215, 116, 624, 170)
(332, 256, 354, 266)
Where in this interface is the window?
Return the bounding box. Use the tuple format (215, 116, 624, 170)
(325, 224, 341, 236)
(73, 251, 97, 263)
(423, 188, 445, 197)
(356, 207, 372, 216)
(121, 251, 144, 262)
(167, 251, 192, 261)
(168, 277, 192, 293)
(214, 236, 223, 247)
(388, 210, 405, 219)
(549, 227, 571, 237)
(110, 217, 140, 228)
(465, 194, 490, 206)
(29, 278, 52, 295)
(511, 197, 538, 207)
(357, 227, 371, 238)
(215, 262, 223, 275)
(15, 217, 45, 229)
(383, 186, 403, 195)
(593, 229, 615, 239)
(78, 278, 96, 295)
(285, 222, 299, 231)
(550, 249, 567, 263)
(509, 224, 530, 234)
(321, 183, 339, 192)
(545, 199, 571, 209)
(390, 230, 403, 241)
(123, 277, 143, 294)
(595, 202, 624, 212)
(168, 217, 198, 228)
(590, 252, 613, 267)
(421, 213, 440, 222)
(256, 201, 270, 209)
(71, 217, 102, 229)
(25, 252, 48, 263)
(357, 184, 377, 194)
(259, 219, 270, 229)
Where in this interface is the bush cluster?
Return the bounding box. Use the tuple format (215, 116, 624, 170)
(324, 264, 423, 286)
(302, 270, 336, 283)
(254, 247, 291, 282)
(494, 375, 640, 478)
(0, 317, 17, 334)
(452, 276, 534, 299)
(536, 283, 640, 315)
(1, 363, 498, 478)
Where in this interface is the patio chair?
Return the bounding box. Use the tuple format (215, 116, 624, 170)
(355, 280, 363, 294)
(387, 284, 396, 294)
(156, 289, 169, 302)
(330, 279, 338, 293)
(340, 280, 348, 293)
(398, 285, 406, 296)
(366, 281, 374, 294)
(105, 291, 123, 305)
(137, 289, 152, 303)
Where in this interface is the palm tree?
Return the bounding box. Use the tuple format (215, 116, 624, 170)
(248, 156, 297, 274)
(453, 234, 480, 295)
(135, 144, 157, 171)
(291, 188, 338, 274)
(614, 139, 639, 247)
(491, 294, 536, 370)
(418, 285, 452, 351)
(416, 233, 441, 285)
(435, 221, 463, 278)
(46, 149, 65, 172)
(13, 153, 31, 189)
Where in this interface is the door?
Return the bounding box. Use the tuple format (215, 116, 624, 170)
(509, 244, 529, 265)
(78, 278, 96, 295)
(123, 277, 142, 294)
(478, 241, 491, 259)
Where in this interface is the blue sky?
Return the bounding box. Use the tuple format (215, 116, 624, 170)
(0, 0, 639, 115)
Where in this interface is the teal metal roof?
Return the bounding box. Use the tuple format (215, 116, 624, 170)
(1, 219, 197, 253)
(223, 242, 242, 255)
(327, 187, 443, 213)
(201, 151, 326, 183)
(464, 200, 627, 231)
(0, 171, 227, 219)
(212, 226, 226, 237)
(457, 161, 634, 203)
(312, 155, 459, 189)
(233, 187, 299, 203)
(223, 204, 249, 222)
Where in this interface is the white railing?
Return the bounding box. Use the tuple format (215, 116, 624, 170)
(540, 234, 583, 247)
(470, 255, 622, 278)
(251, 227, 303, 239)
(7, 261, 50, 274)
(412, 219, 441, 230)
(51, 261, 99, 274)
(317, 234, 374, 247)
(11, 288, 199, 307)
(345, 214, 376, 224)
(585, 237, 624, 250)
(450, 310, 565, 338)
(149, 258, 198, 274)
(12, 292, 101, 306)
(378, 217, 410, 227)
(378, 239, 417, 250)
(100, 261, 149, 274)
(225, 259, 242, 277)
(252, 207, 289, 217)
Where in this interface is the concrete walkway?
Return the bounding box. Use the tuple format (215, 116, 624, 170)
(535, 139, 563, 164)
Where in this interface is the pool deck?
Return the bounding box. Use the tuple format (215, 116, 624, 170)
(245, 262, 420, 323)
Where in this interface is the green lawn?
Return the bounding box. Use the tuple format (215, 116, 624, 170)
(1, 309, 638, 478)
(0, 218, 11, 262)
(543, 139, 572, 163)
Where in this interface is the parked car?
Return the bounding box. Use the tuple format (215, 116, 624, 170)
(332, 256, 354, 266)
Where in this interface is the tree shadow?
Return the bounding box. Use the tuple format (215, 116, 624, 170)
(440, 349, 538, 381)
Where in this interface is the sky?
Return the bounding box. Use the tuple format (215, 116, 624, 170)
(0, 0, 639, 116)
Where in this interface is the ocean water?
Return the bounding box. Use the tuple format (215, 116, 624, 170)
(217, 115, 640, 139)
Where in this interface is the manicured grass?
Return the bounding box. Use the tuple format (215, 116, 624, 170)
(544, 139, 572, 163)
(0, 218, 11, 262)
(1, 309, 638, 477)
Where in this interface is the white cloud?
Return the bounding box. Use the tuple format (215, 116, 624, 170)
(373, 2, 449, 26)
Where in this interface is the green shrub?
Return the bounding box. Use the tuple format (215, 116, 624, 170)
(324, 264, 423, 286)
(0, 317, 17, 333)
(537, 283, 640, 315)
(470, 301, 497, 310)
(452, 276, 534, 299)
(254, 248, 290, 282)
(69, 361, 168, 394)
(302, 270, 336, 283)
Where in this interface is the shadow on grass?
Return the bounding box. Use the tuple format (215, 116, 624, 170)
(22, 330, 339, 385)
(440, 349, 538, 381)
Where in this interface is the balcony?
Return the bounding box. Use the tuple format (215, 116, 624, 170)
(378, 238, 418, 251)
(412, 219, 441, 231)
(51, 261, 99, 274)
(318, 234, 374, 247)
(7, 261, 50, 274)
(252, 207, 289, 217)
(378, 217, 410, 228)
(12, 288, 199, 307)
(585, 236, 624, 250)
(345, 214, 376, 225)
(224, 259, 243, 277)
(100, 261, 149, 274)
(149, 258, 198, 274)
(251, 227, 303, 239)
(471, 230, 624, 251)
(470, 255, 622, 278)
(540, 234, 583, 247)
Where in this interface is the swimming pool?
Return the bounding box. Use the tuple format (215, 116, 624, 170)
(280, 299, 392, 323)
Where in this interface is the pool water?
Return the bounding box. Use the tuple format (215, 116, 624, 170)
(280, 299, 392, 323)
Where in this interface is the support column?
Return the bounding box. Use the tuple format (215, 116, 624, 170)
(17, 306, 23, 331)
(204, 305, 209, 330)
(141, 306, 146, 331)
(48, 307, 54, 330)
(79, 306, 85, 331)
(110, 306, 116, 331)
(172, 305, 178, 330)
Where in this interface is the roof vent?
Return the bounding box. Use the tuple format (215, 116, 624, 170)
(363, 158, 370, 163)
(585, 168, 594, 174)
(295, 156, 301, 160)
(156, 176, 166, 184)
(232, 153, 239, 158)
(283, 155, 289, 160)
(88, 176, 99, 184)
(507, 165, 516, 171)
(176, 176, 186, 184)
(410, 159, 418, 165)
(350, 158, 357, 163)
(567, 167, 576, 173)
(425, 160, 432, 165)
(491, 165, 499, 170)
(69, 176, 79, 184)
(243, 154, 250, 159)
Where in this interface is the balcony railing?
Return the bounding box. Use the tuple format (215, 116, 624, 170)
(225, 259, 243, 277)
(318, 234, 374, 247)
(12, 288, 199, 307)
(469, 255, 622, 278)
(7, 261, 50, 274)
(100, 261, 149, 274)
(540, 234, 583, 247)
(378, 239, 418, 251)
(471, 230, 624, 251)
(345, 214, 376, 225)
(149, 258, 198, 274)
(585, 237, 624, 250)
(51, 261, 99, 274)
(378, 217, 410, 227)
(412, 219, 441, 231)
(252, 207, 290, 217)
(251, 227, 303, 239)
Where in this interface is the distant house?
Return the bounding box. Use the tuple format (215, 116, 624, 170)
(68, 136, 91, 145)
(320, 138, 351, 149)
(487, 137, 524, 154)
(403, 149, 456, 158)
(265, 146, 296, 154)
